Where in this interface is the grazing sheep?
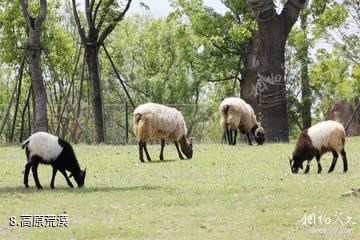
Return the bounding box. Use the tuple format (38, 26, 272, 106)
(219, 97, 265, 145)
(133, 103, 193, 162)
(289, 120, 348, 174)
(22, 132, 86, 189)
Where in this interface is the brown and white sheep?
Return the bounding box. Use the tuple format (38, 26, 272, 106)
(289, 120, 348, 174)
(133, 103, 193, 162)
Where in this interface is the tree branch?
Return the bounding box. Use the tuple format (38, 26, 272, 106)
(92, 0, 103, 26)
(98, 0, 133, 44)
(96, 0, 114, 34)
(89, 0, 95, 14)
(71, 0, 87, 41)
(35, 0, 47, 27)
(281, 0, 306, 37)
(209, 75, 240, 82)
(85, 0, 93, 31)
(19, 0, 31, 33)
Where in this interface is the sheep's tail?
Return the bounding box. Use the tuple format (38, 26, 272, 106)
(22, 139, 30, 149)
(222, 105, 230, 115)
(134, 113, 142, 124)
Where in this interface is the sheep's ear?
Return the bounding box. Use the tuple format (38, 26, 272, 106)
(189, 138, 193, 145)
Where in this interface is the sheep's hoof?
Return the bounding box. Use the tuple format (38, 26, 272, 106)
(36, 185, 43, 189)
(159, 156, 164, 161)
(140, 159, 145, 163)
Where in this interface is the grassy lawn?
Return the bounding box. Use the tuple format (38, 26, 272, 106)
(0, 137, 359, 239)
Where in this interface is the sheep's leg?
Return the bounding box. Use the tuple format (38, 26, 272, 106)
(143, 142, 152, 161)
(174, 141, 184, 160)
(160, 139, 165, 160)
(316, 155, 322, 174)
(328, 150, 338, 173)
(233, 130, 237, 145)
(226, 128, 232, 145)
(304, 160, 311, 174)
(50, 167, 57, 189)
(31, 161, 42, 189)
(341, 149, 348, 173)
(138, 141, 145, 162)
(246, 133, 253, 145)
(221, 131, 227, 144)
(23, 162, 32, 188)
(59, 169, 74, 188)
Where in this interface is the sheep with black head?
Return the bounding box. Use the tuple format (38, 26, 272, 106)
(22, 132, 86, 189)
(289, 120, 348, 174)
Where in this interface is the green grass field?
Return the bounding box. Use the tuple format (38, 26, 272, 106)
(1, 137, 359, 239)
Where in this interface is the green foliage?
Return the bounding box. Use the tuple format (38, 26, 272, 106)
(314, 3, 348, 38)
(310, 49, 358, 119)
(106, 14, 197, 104)
(0, 1, 76, 141)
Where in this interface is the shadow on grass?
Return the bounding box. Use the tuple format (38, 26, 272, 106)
(145, 159, 178, 164)
(0, 185, 161, 194)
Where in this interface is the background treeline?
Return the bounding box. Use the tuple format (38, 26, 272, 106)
(0, 0, 359, 143)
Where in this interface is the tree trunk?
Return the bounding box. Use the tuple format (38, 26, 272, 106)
(29, 28, 48, 132)
(257, 15, 288, 141)
(241, 30, 260, 112)
(300, 5, 311, 129)
(20, 0, 49, 133)
(249, 0, 306, 142)
(85, 44, 105, 143)
(71, 0, 133, 143)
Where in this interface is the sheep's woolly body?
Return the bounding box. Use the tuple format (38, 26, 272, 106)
(23, 132, 63, 162)
(307, 120, 346, 153)
(291, 120, 348, 174)
(219, 97, 258, 133)
(134, 103, 187, 141)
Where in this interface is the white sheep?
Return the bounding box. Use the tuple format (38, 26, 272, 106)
(289, 120, 348, 174)
(219, 97, 265, 145)
(133, 103, 193, 162)
(22, 132, 86, 189)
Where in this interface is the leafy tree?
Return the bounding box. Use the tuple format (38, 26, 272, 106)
(19, 0, 48, 132)
(71, 0, 133, 143)
(306, 0, 359, 120)
(0, 0, 76, 141)
(247, 0, 307, 142)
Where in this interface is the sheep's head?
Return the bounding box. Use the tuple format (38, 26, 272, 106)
(289, 155, 303, 174)
(179, 136, 193, 159)
(70, 168, 86, 187)
(254, 127, 265, 145)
